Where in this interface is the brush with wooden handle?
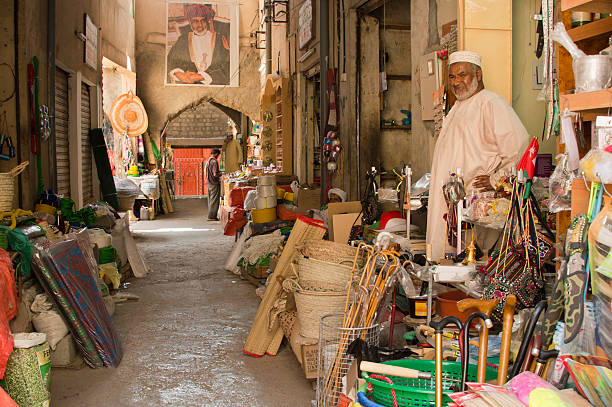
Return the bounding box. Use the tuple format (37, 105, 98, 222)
(360, 361, 432, 380)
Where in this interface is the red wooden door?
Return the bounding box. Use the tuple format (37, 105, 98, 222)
(174, 148, 214, 196)
(176, 160, 202, 196)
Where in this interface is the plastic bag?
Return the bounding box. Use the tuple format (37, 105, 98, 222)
(549, 154, 574, 213)
(113, 176, 141, 197)
(244, 189, 257, 211)
(412, 173, 431, 196)
(580, 149, 612, 184)
(551, 22, 586, 60)
(507, 371, 556, 405)
(588, 202, 612, 358)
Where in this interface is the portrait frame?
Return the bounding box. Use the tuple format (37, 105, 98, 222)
(165, 1, 239, 87)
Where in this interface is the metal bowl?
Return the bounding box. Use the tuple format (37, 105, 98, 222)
(573, 55, 612, 93)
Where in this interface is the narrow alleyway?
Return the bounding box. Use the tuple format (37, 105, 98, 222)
(50, 199, 315, 406)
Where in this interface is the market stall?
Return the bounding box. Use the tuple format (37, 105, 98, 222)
(221, 7, 612, 406)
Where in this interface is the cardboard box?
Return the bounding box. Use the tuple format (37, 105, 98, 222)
(297, 188, 322, 210)
(332, 213, 362, 244)
(328, 201, 362, 240)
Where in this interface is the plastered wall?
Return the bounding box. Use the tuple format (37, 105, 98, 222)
(0, 0, 135, 209)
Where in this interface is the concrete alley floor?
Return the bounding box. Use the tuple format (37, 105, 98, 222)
(51, 199, 315, 406)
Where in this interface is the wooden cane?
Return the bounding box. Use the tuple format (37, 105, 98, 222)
(457, 298, 499, 382)
(498, 295, 516, 385)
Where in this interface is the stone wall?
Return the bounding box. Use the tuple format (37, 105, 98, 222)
(166, 103, 231, 140)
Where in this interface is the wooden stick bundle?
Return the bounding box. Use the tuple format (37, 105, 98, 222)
(321, 245, 401, 406)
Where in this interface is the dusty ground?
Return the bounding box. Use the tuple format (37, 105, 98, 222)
(51, 199, 315, 406)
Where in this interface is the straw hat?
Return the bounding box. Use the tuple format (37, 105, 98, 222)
(109, 92, 148, 136)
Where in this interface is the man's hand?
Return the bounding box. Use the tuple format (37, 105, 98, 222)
(473, 175, 494, 191)
(174, 71, 204, 84)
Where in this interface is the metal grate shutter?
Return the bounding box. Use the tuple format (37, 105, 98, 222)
(81, 83, 93, 200)
(55, 68, 70, 195)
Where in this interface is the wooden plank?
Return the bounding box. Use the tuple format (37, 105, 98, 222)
(568, 16, 612, 41)
(561, 0, 612, 13)
(571, 178, 612, 217)
(559, 88, 612, 112)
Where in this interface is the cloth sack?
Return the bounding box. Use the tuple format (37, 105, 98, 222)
(30, 294, 69, 350)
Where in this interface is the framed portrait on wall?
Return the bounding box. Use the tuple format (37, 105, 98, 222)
(166, 1, 239, 86)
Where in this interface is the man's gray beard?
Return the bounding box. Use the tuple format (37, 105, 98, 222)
(452, 76, 479, 101)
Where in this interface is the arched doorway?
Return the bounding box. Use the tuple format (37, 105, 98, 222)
(167, 101, 242, 197)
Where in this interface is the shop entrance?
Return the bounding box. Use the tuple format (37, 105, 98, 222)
(174, 148, 213, 197)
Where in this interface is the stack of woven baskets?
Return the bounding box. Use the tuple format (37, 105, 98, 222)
(285, 240, 361, 339)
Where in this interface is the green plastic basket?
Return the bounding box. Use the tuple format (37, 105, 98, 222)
(363, 359, 497, 407)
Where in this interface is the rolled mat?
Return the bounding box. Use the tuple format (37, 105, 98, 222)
(31, 255, 103, 368)
(40, 239, 122, 367)
(244, 216, 326, 357)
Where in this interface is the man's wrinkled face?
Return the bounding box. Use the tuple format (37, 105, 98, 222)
(190, 17, 210, 36)
(449, 62, 481, 101)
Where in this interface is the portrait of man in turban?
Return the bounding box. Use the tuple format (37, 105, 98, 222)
(166, 3, 231, 85)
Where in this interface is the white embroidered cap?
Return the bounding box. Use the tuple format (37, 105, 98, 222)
(448, 51, 482, 68)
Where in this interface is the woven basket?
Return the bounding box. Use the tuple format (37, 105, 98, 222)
(298, 239, 363, 266)
(284, 278, 347, 339)
(295, 289, 347, 339)
(0, 162, 28, 211)
(294, 257, 353, 290)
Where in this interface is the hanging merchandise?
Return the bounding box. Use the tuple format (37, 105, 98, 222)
(0, 113, 15, 161)
(39, 105, 50, 141)
(27, 57, 44, 197)
(538, 0, 556, 140)
(481, 179, 555, 323)
(108, 92, 148, 136)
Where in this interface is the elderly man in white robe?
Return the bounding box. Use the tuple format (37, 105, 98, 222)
(426, 51, 530, 262)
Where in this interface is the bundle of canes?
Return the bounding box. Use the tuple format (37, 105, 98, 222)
(322, 243, 401, 406)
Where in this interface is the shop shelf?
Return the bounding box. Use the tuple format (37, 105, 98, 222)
(561, 0, 612, 13)
(559, 88, 612, 113)
(568, 16, 612, 42)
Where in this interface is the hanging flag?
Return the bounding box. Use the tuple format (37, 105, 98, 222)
(517, 137, 539, 198)
(517, 138, 539, 180)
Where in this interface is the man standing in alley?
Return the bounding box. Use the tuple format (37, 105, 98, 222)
(204, 148, 222, 221)
(426, 51, 530, 261)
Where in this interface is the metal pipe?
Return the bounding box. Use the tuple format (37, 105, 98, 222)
(319, 0, 329, 205)
(14, 0, 22, 208)
(265, 1, 272, 75)
(48, 0, 56, 191)
(355, 16, 361, 198)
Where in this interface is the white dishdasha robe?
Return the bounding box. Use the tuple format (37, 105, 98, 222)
(426, 89, 530, 261)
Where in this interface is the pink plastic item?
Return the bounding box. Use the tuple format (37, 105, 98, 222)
(509, 371, 555, 405)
